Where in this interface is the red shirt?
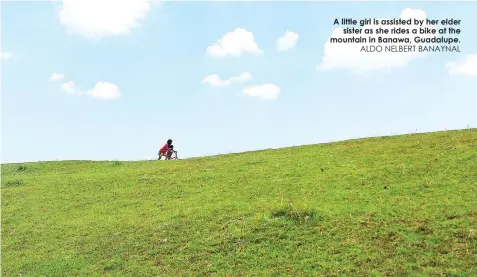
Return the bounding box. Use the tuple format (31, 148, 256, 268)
(160, 143, 169, 153)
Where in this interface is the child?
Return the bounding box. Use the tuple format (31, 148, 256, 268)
(166, 145, 175, 160)
(158, 139, 172, 160)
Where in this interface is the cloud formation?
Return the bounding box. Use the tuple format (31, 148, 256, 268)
(318, 8, 434, 73)
(50, 73, 65, 81)
(0, 52, 13, 60)
(207, 28, 263, 58)
(86, 81, 121, 99)
(276, 31, 299, 51)
(58, 0, 156, 39)
(445, 54, 477, 76)
(60, 80, 79, 95)
(243, 83, 280, 101)
(202, 72, 252, 88)
(58, 78, 120, 100)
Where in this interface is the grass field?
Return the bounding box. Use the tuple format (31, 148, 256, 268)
(2, 129, 477, 276)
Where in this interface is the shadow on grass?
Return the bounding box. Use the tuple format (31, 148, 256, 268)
(3, 180, 25, 188)
(270, 204, 320, 224)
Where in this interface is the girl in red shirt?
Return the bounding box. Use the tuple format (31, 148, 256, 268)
(158, 139, 172, 159)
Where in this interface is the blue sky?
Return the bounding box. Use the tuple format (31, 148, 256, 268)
(1, 1, 476, 163)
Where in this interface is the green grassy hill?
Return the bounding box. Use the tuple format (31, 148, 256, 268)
(2, 129, 477, 276)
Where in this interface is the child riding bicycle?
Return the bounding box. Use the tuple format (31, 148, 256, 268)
(158, 139, 177, 160)
(166, 145, 177, 160)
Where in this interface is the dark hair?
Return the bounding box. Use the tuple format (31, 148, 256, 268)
(167, 139, 172, 144)
(169, 145, 174, 149)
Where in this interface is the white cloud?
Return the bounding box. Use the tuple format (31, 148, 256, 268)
(59, 79, 120, 100)
(50, 73, 65, 81)
(202, 74, 229, 88)
(243, 83, 280, 101)
(445, 54, 477, 76)
(0, 52, 13, 60)
(202, 72, 252, 88)
(276, 31, 299, 51)
(318, 8, 434, 73)
(207, 28, 263, 58)
(57, 0, 156, 39)
(60, 80, 79, 95)
(86, 81, 120, 99)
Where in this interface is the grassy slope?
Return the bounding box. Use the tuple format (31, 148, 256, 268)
(2, 129, 477, 276)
